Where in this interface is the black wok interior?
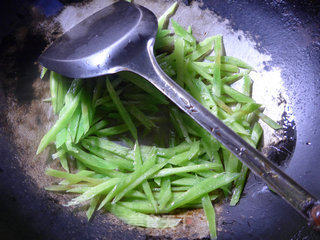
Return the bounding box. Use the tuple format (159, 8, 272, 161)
(0, 0, 319, 239)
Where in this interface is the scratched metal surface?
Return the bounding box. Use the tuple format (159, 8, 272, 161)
(0, 0, 319, 239)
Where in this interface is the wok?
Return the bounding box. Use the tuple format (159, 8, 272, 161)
(0, 0, 319, 239)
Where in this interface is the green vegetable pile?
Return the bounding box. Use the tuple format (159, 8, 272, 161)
(38, 2, 281, 239)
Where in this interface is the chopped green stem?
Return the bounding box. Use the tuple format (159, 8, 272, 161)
(95, 124, 129, 137)
(106, 78, 137, 139)
(258, 112, 282, 130)
(212, 35, 222, 96)
(153, 163, 220, 178)
(167, 173, 239, 211)
(37, 90, 82, 154)
(158, 2, 178, 31)
(106, 204, 181, 228)
(202, 194, 217, 239)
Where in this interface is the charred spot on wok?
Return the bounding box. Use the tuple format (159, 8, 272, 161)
(263, 111, 296, 167)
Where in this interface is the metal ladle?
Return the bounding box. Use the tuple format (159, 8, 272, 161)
(38, 1, 320, 228)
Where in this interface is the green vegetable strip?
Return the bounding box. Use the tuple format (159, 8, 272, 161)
(68, 105, 81, 142)
(226, 103, 260, 123)
(154, 186, 190, 192)
(224, 150, 239, 173)
(230, 122, 263, 206)
(86, 196, 100, 220)
(218, 109, 250, 135)
(50, 72, 69, 114)
(192, 62, 239, 74)
(157, 30, 171, 38)
(45, 184, 72, 192)
(158, 177, 172, 210)
(107, 112, 121, 120)
(221, 56, 254, 70)
(92, 78, 104, 106)
(169, 110, 184, 139)
(132, 141, 191, 159)
(128, 101, 160, 113)
(119, 196, 210, 213)
(95, 124, 129, 137)
(157, 2, 178, 31)
(106, 78, 137, 139)
(155, 36, 174, 50)
(37, 90, 82, 154)
(212, 35, 222, 97)
(106, 204, 181, 228)
(76, 159, 86, 171)
(157, 192, 218, 205)
(52, 148, 66, 160)
(212, 95, 233, 115)
(64, 78, 82, 105)
(118, 200, 160, 214)
(99, 102, 116, 112)
(128, 104, 155, 130)
(67, 145, 124, 175)
(170, 108, 191, 143)
(242, 74, 252, 96)
(141, 146, 157, 169)
(167, 173, 239, 211)
(40, 67, 48, 79)
(67, 178, 120, 206)
(187, 25, 192, 34)
(49, 71, 58, 114)
(153, 163, 220, 178)
(67, 186, 92, 194)
(173, 36, 185, 86)
(134, 142, 158, 213)
(59, 170, 97, 185)
(133, 141, 142, 168)
(111, 158, 171, 205)
(202, 194, 217, 240)
(123, 190, 147, 200)
(168, 141, 200, 165)
(84, 120, 108, 138)
(188, 62, 214, 84)
(207, 55, 253, 70)
(76, 89, 93, 143)
(183, 74, 218, 115)
(81, 143, 133, 171)
(82, 137, 131, 159)
(222, 85, 255, 103)
(222, 71, 249, 84)
(57, 75, 68, 114)
(258, 112, 282, 130)
(119, 72, 168, 104)
(171, 20, 196, 46)
(251, 122, 263, 145)
(95, 96, 111, 107)
(124, 93, 164, 105)
(98, 159, 149, 209)
(42, 97, 51, 102)
(46, 169, 101, 185)
(59, 151, 69, 172)
(189, 38, 215, 61)
(99, 148, 159, 209)
(182, 115, 221, 155)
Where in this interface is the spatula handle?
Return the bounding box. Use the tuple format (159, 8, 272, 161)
(131, 39, 320, 228)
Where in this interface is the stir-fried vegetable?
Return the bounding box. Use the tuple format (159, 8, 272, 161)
(37, 2, 281, 239)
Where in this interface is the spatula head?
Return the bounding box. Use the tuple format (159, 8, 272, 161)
(39, 1, 157, 78)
